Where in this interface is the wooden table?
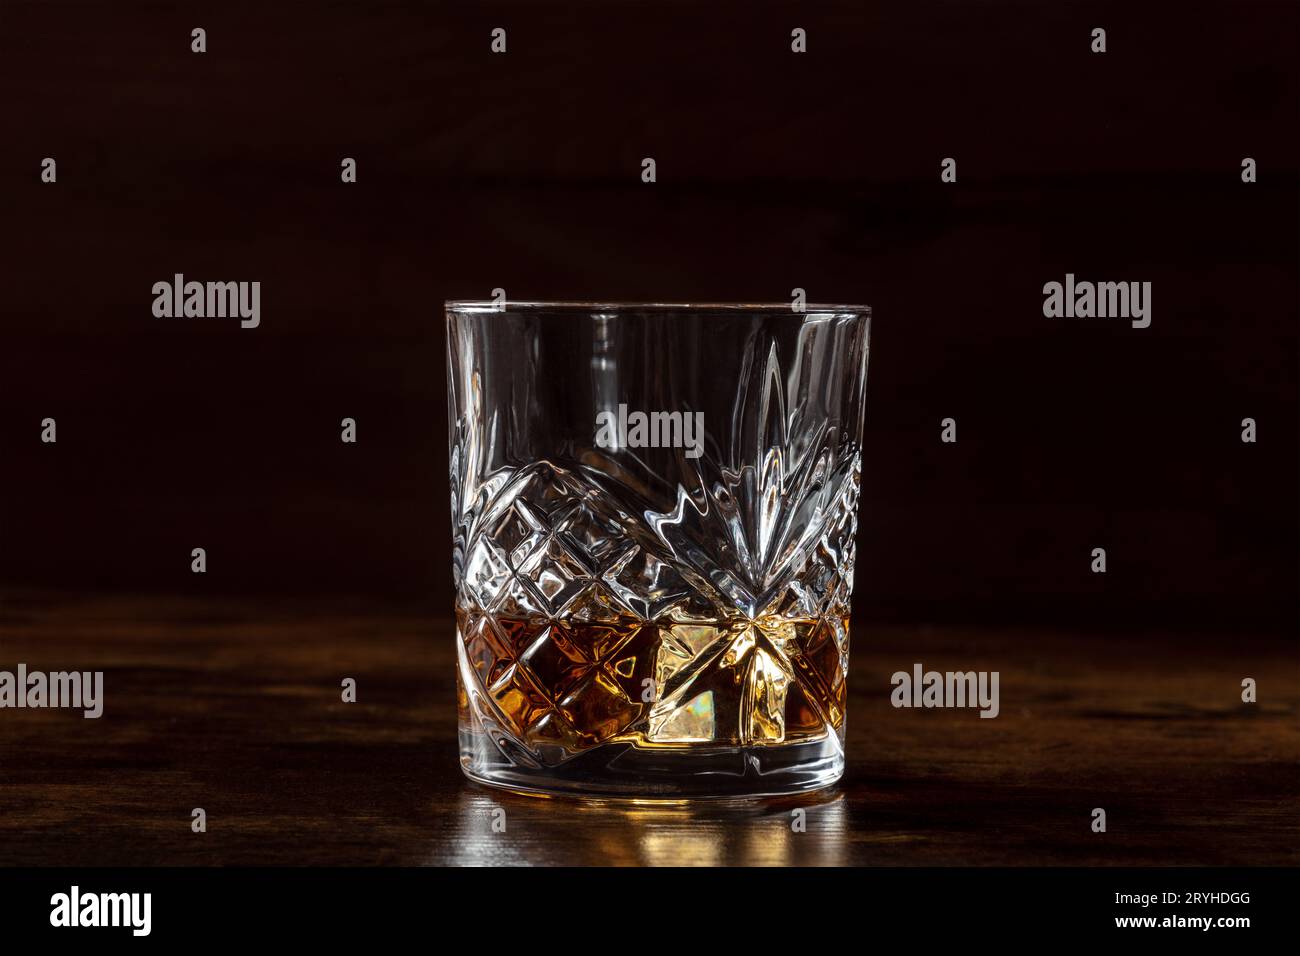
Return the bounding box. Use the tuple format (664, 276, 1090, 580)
(1, 593, 1295, 866)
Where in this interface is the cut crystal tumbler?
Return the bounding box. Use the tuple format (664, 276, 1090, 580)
(446, 302, 870, 796)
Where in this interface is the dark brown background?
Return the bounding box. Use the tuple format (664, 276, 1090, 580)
(2, 0, 1296, 631)
(0, 1, 1296, 867)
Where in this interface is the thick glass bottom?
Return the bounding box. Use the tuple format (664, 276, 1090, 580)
(459, 730, 844, 798)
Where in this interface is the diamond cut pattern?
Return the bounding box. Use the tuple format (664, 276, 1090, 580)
(555, 501, 624, 563)
(518, 624, 589, 701)
(462, 542, 510, 608)
(604, 546, 694, 619)
(489, 503, 545, 568)
(519, 538, 590, 613)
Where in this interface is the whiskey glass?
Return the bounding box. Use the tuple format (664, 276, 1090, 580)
(446, 302, 870, 796)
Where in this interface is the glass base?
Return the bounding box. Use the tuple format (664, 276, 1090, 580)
(459, 731, 844, 798)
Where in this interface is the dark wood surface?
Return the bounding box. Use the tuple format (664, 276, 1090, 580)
(0, 592, 1295, 866)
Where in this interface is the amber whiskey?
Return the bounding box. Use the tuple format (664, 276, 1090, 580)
(457, 605, 848, 760)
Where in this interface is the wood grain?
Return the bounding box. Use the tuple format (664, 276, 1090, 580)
(0, 593, 1295, 866)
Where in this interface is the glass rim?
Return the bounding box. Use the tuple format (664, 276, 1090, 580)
(445, 300, 871, 315)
